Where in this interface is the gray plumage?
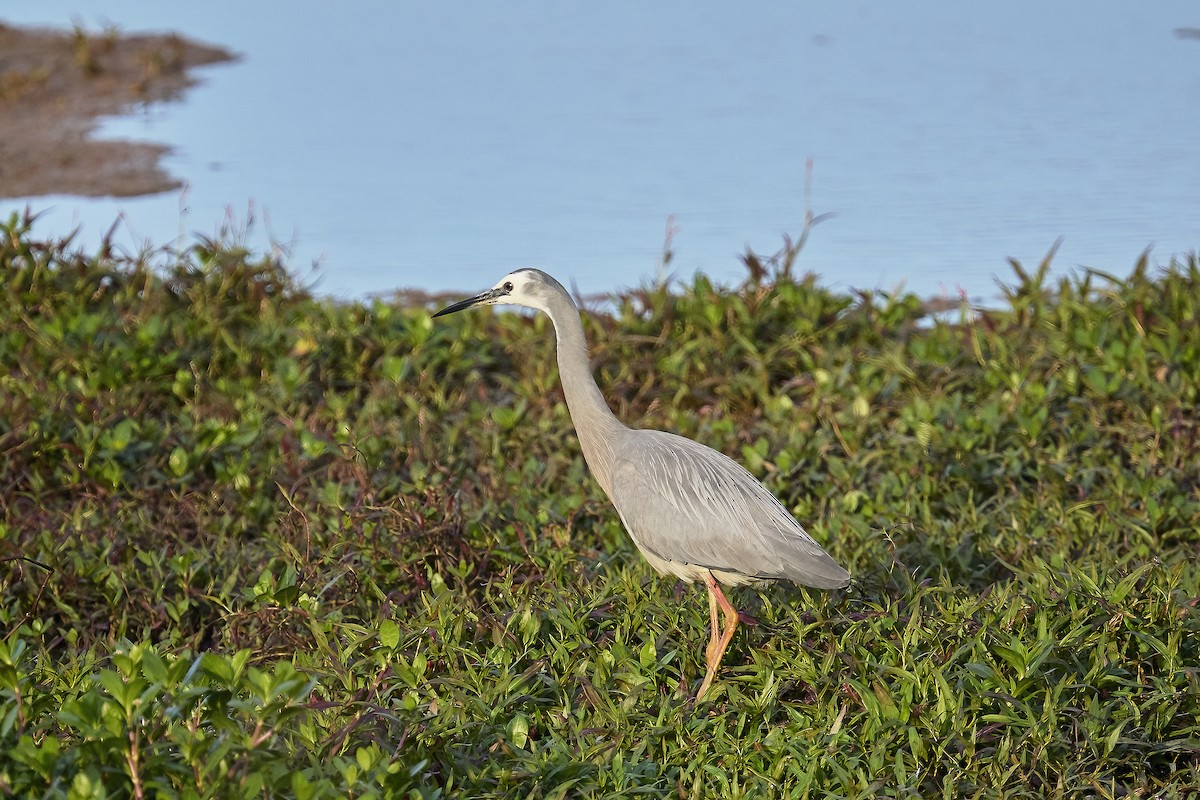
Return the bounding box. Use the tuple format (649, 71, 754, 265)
(610, 429, 849, 588)
(433, 268, 849, 698)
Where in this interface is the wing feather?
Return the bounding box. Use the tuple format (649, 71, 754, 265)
(608, 430, 849, 588)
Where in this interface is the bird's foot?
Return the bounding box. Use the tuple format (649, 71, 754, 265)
(695, 665, 718, 701)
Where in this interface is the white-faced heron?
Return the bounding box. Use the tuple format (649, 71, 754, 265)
(434, 268, 849, 698)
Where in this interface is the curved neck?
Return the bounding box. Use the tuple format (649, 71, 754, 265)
(542, 290, 626, 496)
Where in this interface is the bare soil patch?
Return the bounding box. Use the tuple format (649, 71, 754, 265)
(0, 21, 235, 199)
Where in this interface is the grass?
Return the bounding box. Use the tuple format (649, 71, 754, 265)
(0, 209, 1198, 798)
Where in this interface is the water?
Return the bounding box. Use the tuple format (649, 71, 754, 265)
(2, 2, 1198, 301)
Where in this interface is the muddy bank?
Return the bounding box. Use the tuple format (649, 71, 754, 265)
(0, 21, 235, 199)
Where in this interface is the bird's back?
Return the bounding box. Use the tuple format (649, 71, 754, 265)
(606, 429, 850, 589)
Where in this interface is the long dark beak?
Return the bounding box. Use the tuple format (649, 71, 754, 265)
(432, 288, 499, 318)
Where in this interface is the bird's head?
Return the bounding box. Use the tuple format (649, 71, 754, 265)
(432, 268, 565, 318)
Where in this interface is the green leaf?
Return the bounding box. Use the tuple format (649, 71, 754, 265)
(379, 619, 400, 650)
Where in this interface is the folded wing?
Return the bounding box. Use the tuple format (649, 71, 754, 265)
(608, 430, 850, 588)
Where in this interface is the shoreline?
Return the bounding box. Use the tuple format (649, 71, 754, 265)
(0, 21, 235, 199)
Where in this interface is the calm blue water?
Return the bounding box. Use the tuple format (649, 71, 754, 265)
(3, 2, 1198, 301)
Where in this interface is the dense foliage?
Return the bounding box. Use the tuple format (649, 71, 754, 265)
(1, 211, 1197, 797)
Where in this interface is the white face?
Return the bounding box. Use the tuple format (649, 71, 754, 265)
(483, 269, 549, 313)
(433, 268, 555, 319)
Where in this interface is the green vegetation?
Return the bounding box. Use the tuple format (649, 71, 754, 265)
(1, 211, 1197, 798)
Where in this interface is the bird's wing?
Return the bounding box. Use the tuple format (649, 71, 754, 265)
(608, 430, 849, 588)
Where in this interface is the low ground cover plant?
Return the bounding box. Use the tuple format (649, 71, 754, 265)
(1, 212, 1197, 797)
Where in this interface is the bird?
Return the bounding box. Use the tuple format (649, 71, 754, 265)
(433, 268, 849, 699)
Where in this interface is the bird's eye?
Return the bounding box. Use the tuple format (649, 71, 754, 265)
(503, 281, 514, 293)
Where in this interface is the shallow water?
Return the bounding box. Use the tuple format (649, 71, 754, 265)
(2, 2, 1198, 301)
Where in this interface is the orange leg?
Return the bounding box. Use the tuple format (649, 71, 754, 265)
(705, 579, 721, 663)
(696, 572, 740, 700)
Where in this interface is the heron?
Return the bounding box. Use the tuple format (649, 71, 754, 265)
(433, 269, 849, 699)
